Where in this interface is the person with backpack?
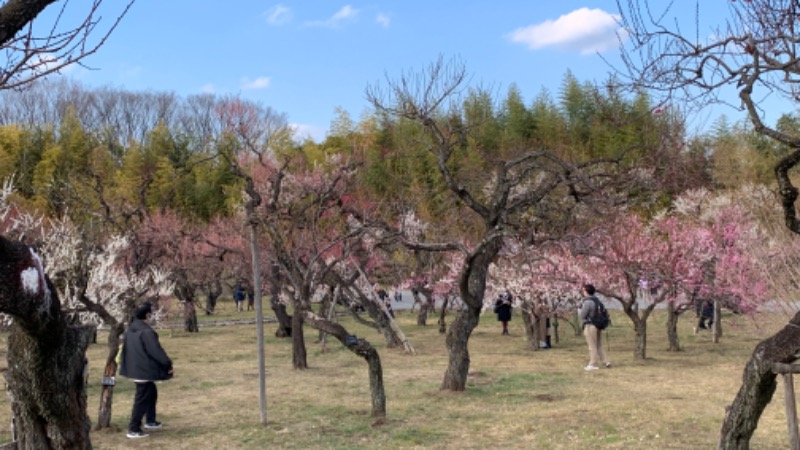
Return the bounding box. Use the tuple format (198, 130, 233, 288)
(579, 283, 611, 371)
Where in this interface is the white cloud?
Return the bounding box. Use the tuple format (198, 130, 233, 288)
(507, 8, 625, 55)
(290, 123, 326, 143)
(200, 83, 216, 94)
(376, 13, 390, 28)
(265, 4, 292, 25)
(240, 76, 271, 90)
(307, 5, 359, 28)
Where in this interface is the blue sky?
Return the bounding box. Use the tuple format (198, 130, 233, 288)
(42, 1, 752, 142)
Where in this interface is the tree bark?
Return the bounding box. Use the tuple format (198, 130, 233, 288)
(417, 300, 430, 326)
(291, 312, 307, 369)
(0, 235, 93, 449)
(719, 311, 800, 449)
(521, 302, 539, 351)
(437, 296, 450, 334)
(712, 299, 722, 343)
(183, 301, 199, 333)
(203, 279, 222, 315)
(666, 302, 680, 352)
(441, 304, 481, 391)
(269, 264, 292, 338)
(302, 310, 386, 418)
(95, 323, 125, 429)
(634, 318, 647, 360)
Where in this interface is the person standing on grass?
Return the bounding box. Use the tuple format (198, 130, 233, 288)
(495, 291, 513, 335)
(578, 284, 610, 371)
(120, 302, 174, 439)
(233, 282, 245, 312)
(246, 284, 255, 311)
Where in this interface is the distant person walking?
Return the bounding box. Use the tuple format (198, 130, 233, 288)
(579, 284, 610, 371)
(120, 302, 174, 439)
(495, 291, 513, 335)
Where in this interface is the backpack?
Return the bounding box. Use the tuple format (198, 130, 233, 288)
(588, 296, 610, 330)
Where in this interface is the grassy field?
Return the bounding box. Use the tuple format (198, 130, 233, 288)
(0, 303, 795, 449)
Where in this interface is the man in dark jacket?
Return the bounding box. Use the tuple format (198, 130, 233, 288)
(120, 302, 174, 439)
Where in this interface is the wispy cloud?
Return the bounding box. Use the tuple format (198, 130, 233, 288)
(200, 83, 216, 94)
(306, 5, 359, 28)
(265, 4, 292, 25)
(507, 8, 625, 55)
(376, 13, 390, 28)
(240, 76, 271, 90)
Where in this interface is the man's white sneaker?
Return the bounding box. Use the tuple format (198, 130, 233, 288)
(584, 365, 599, 371)
(604, 362, 612, 368)
(127, 430, 149, 439)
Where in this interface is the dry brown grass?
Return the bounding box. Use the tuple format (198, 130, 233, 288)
(0, 303, 796, 449)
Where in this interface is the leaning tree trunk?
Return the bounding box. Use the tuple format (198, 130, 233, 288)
(96, 322, 125, 429)
(301, 310, 386, 419)
(0, 236, 94, 449)
(718, 311, 800, 449)
(291, 311, 307, 369)
(666, 302, 680, 352)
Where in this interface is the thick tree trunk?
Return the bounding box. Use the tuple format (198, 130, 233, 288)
(634, 319, 647, 360)
(417, 301, 430, 326)
(95, 323, 125, 429)
(302, 310, 386, 418)
(441, 304, 481, 391)
(203, 279, 222, 315)
(719, 311, 800, 449)
(269, 265, 292, 338)
(8, 325, 95, 450)
(291, 312, 307, 369)
(0, 236, 94, 449)
(183, 301, 199, 333)
(666, 302, 680, 352)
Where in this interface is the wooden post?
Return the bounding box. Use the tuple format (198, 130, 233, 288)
(774, 363, 800, 450)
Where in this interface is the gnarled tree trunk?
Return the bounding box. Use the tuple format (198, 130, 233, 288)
(719, 311, 800, 449)
(0, 236, 94, 449)
(302, 310, 386, 418)
(269, 264, 291, 338)
(441, 304, 481, 391)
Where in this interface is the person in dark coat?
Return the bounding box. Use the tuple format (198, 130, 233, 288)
(120, 302, 174, 439)
(697, 299, 714, 330)
(495, 291, 513, 335)
(233, 282, 246, 312)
